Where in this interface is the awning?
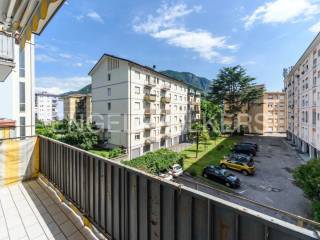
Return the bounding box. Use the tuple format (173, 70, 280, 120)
(0, 0, 65, 48)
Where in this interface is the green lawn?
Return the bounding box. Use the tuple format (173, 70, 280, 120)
(89, 149, 110, 158)
(181, 136, 238, 176)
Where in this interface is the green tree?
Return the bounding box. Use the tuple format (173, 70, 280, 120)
(59, 122, 98, 150)
(209, 65, 263, 131)
(201, 99, 222, 135)
(293, 159, 320, 221)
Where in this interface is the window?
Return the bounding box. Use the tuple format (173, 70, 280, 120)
(20, 117, 25, 137)
(19, 47, 25, 78)
(19, 82, 25, 112)
(135, 71, 140, 79)
(134, 86, 140, 94)
(135, 134, 140, 140)
(107, 102, 111, 110)
(108, 73, 111, 81)
(135, 117, 140, 126)
(134, 102, 140, 110)
(107, 88, 111, 96)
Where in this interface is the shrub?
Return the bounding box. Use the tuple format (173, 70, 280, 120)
(312, 201, 320, 222)
(189, 169, 197, 177)
(123, 148, 184, 175)
(216, 144, 224, 151)
(109, 148, 122, 158)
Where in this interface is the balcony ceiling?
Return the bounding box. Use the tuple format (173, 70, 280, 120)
(0, 0, 65, 46)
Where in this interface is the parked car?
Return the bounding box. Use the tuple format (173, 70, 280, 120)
(158, 173, 173, 181)
(220, 154, 255, 175)
(239, 142, 258, 151)
(202, 166, 241, 188)
(232, 144, 256, 156)
(169, 164, 183, 177)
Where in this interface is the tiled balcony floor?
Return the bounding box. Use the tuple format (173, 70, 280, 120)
(0, 179, 103, 240)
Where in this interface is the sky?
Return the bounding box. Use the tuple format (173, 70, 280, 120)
(35, 0, 320, 94)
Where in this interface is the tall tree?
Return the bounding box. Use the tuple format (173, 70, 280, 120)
(209, 65, 263, 130)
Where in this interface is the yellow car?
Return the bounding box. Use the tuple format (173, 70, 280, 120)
(220, 154, 256, 175)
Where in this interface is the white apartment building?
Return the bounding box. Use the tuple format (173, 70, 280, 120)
(89, 54, 201, 159)
(35, 92, 62, 123)
(0, 0, 65, 139)
(284, 32, 320, 159)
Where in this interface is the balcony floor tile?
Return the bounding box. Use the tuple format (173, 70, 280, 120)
(0, 180, 106, 240)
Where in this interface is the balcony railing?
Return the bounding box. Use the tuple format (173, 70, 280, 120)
(160, 109, 171, 115)
(160, 97, 171, 104)
(160, 121, 170, 127)
(144, 136, 157, 144)
(144, 81, 156, 88)
(0, 31, 15, 82)
(144, 108, 156, 115)
(144, 94, 156, 102)
(160, 84, 171, 91)
(144, 122, 156, 129)
(27, 136, 319, 240)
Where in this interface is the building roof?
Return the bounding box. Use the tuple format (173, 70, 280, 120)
(286, 32, 320, 77)
(0, 119, 16, 128)
(88, 53, 203, 92)
(35, 92, 60, 98)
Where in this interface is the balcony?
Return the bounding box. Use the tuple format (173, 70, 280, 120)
(160, 97, 171, 104)
(144, 94, 156, 102)
(144, 136, 157, 144)
(160, 121, 170, 127)
(160, 109, 171, 115)
(144, 108, 156, 115)
(1, 136, 318, 240)
(0, 31, 15, 82)
(144, 81, 156, 88)
(160, 84, 171, 91)
(144, 122, 156, 129)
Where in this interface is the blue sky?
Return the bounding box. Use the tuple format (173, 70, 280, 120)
(35, 0, 320, 94)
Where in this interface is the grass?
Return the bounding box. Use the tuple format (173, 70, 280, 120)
(181, 136, 239, 177)
(89, 149, 110, 158)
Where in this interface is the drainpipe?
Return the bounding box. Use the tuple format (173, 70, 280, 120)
(129, 66, 132, 159)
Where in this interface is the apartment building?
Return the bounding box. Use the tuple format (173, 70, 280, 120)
(0, 0, 65, 139)
(35, 92, 62, 123)
(89, 54, 201, 159)
(223, 87, 287, 134)
(284, 33, 320, 159)
(63, 94, 92, 123)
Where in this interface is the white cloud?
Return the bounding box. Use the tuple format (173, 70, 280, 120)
(309, 21, 320, 33)
(36, 76, 91, 94)
(59, 53, 72, 59)
(243, 0, 320, 29)
(73, 62, 83, 67)
(87, 11, 104, 23)
(133, 3, 235, 63)
(36, 54, 56, 63)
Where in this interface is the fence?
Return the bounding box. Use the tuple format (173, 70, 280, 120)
(38, 136, 319, 240)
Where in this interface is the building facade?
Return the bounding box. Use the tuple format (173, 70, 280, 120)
(0, 35, 35, 139)
(89, 54, 201, 159)
(284, 33, 320, 159)
(63, 94, 92, 123)
(35, 92, 62, 123)
(223, 88, 287, 134)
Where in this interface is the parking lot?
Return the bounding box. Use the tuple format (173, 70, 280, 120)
(231, 135, 311, 218)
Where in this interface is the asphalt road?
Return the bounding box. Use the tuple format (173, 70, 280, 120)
(175, 135, 313, 227)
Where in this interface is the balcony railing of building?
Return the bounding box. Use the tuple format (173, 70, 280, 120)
(144, 81, 156, 88)
(0, 31, 15, 81)
(1, 136, 319, 240)
(144, 94, 157, 102)
(160, 84, 171, 91)
(160, 121, 170, 127)
(160, 97, 171, 104)
(160, 109, 171, 115)
(144, 136, 157, 144)
(144, 108, 156, 115)
(144, 122, 156, 129)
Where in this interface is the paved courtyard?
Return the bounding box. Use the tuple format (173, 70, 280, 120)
(0, 179, 104, 240)
(232, 135, 311, 218)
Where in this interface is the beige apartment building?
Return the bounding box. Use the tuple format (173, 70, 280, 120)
(284, 32, 320, 159)
(89, 54, 201, 159)
(63, 94, 92, 123)
(223, 88, 287, 134)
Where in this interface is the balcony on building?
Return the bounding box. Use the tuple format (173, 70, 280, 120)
(160, 121, 170, 127)
(144, 135, 157, 144)
(144, 93, 156, 102)
(160, 96, 171, 104)
(0, 31, 15, 82)
(160, 83, 171, 91)
(144, 108, 156, 115)
(160, 109, 171, 115)
(144, 80, 156, 88)
(144, 121, 156, 129)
